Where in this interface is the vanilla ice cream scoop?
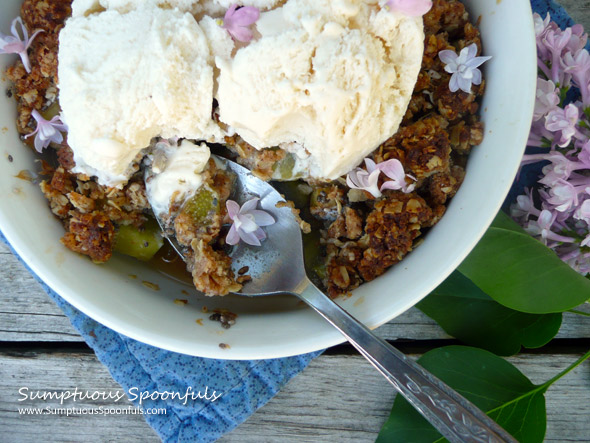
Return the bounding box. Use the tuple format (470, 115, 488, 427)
(215, 0, 425, 179)
(58, 6, 220, 186)
(59, 0, 425, 187)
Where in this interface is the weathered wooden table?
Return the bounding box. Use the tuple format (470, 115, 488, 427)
(2, 3, 590, 441)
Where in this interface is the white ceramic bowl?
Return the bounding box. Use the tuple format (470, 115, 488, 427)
(0, 0, 536, 359)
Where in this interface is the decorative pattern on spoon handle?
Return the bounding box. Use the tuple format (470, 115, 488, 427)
(404, 374, 493, 443)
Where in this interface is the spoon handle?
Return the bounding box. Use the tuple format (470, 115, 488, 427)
(296, 280, 516, 443)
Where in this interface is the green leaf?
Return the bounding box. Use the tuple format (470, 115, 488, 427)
(418, 272, 562, 356)
(457, 211, 590, 314)
(376, 346, 547, 443)
(378, 347, 590, 443)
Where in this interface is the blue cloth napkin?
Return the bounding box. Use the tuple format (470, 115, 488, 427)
(1, 1, 578, 441)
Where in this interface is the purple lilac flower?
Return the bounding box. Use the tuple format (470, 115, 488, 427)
(558, 245, 590, 274)
(545, 104, 581, 147)
(385, 0, 432, 17)
(575, 199, 590, 224)
(563, 49, 590, 106)
(226, 198, 275, 246)
(542, 27, 572, 85)
(24, 110, 68, 153)
(578, 140, 590, 165)
(566, 24, 588, 54)
(510, 188, 541, 222)
(346, 158, 382, 198)
(221, 4, 260, 43)
(527, 119, 555, 148)
(438, 43, 492, 94)
(346, 158, 416, 198)
(544, 179, 589, 212)
(0, 17, 43, 74)
(513, 16, 590, 276)
(534, 78, 560, 121)
(518, 151, 590, 188)
(524, 209, 575, 245)
(378, 159, 416, 193)
(534, 13, 557, 61)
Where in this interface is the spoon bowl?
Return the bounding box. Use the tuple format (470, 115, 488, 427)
(221, 158, 308, 295)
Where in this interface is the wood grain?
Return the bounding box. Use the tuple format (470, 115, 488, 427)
(221, 353, 590, 442)
(0, 349, 159, 443)
(0, 350, 588, 443)
(560, 0, 590, 30)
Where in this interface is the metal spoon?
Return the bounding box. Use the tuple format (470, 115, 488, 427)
(153, 156, 516, 443)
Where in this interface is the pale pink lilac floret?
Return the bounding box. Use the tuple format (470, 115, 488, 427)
(545, 104, 582, 147)
(563, 49, 590, 105)
(524, 209, 574, 246)
(221, 4, 260, 43)
(510, 188, 541, 222)
(24, 110, 68, 153)
(226, 198, 275, 247)
(0, 17, 43, 74)
(512, 14, 590, 276)
(438, 43, 492, 94)
(534, 79, 560, 121)
(385, 0, 432, 17)
(346, 158, 416, 198)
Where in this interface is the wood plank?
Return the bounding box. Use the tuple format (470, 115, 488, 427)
(0, 349, 159, 443)
(222, 352, 590, 442)
(0, 349, 588, 442)
(560, 0, 590, 30)
(2, 238, 590, 342)
(0, 242, 82, 342)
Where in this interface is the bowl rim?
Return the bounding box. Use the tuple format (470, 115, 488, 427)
(0, 0, 537, 360)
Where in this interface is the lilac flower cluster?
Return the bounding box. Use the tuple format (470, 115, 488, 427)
(511, 13, 590, 275)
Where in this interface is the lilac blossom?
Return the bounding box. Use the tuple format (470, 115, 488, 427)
(226, 198, 275, 246)
(512, 15, 590, 276)
(510, 188, 541, 222)
(558, 245, 590, 275)
(378, 159, 417, 193)
(545, 104, 582, 147)
(524, 209, 575, 245)
(534, 78, 560, 121)
(438, 43, 492, 94)
(527, 119, 555, 148)
(346, 158, 416, 198)
(575, 199, 590, 224)
(346, 158, 382, 198)
(534, 13, 557, 61)
(533, 12, 551, 37)
(385, 0, 432, 17)
(566, 24, 588, 54)
(0, 17, 43, 74)
(563, 49, 590, 106)
(221, 4, 260, 42)
(542, 27, 572, 84)
(544, 179, 588, 212)
(24, 110, 68, 153)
